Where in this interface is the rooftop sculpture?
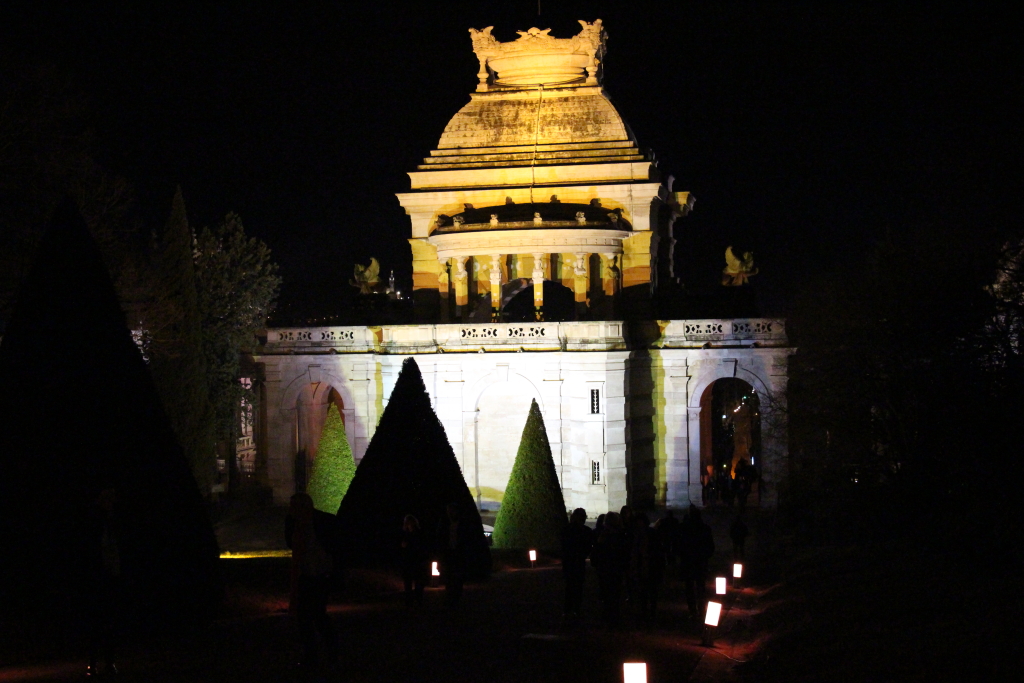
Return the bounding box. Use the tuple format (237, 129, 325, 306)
(722, 246, 759, 286)
(468, 20, 607, 90)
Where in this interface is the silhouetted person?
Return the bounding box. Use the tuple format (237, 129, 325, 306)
(680, 505, 715, 619)
(659, 510, 680, 567)
(594, 513, 606, 537)
(730, 515, 749, 560)
(591, 511, 629, 624)
(619, 505, 635, 604)
(735, 460, 756, 511)
(561, 508, 594, 619)
(84, 487, 124, 678)
(702, 465, 714, 505)
(719, 468, 735, 508)
(638, 516, 667, 621)
(400, 514, 428, 608)
(437, 502, 469, 606)
(286, 493, 338, 670)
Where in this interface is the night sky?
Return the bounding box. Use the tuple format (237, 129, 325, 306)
(3, 2, 1019, 320)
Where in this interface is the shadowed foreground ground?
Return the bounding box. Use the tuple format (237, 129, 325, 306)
(1, 555, 720, 682)
(3, 508, 1018, 682)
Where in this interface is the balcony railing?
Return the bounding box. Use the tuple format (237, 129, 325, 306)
(259, 319, 786, 354)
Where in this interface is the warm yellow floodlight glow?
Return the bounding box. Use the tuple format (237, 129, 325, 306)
(733, 563, 743, 578)
(716, 577, 727, 594)
(529, 550, 537, 562)
(219, 550, 292, 559)
(623, 662, 647, 683)
(705, 601, 723, 627)
(431, 561, 440, 577)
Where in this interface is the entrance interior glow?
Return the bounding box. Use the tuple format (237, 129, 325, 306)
(716, 577, 727, 594)
(733, 562, 743, 578)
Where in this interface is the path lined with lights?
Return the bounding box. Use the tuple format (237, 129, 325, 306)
(0, 511, 776, 682)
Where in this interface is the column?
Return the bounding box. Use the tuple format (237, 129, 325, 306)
(453, 256, 469, 321)
(489, 254, 502, 322)
(601, 253, 621, 296)
(532, 252, 546, 321)
(573, 252, 589, 319)
(437, 257, 450, 323)
(687, 406, 704, 506)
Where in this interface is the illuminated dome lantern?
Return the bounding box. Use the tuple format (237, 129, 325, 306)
(397, 19, 693, 323)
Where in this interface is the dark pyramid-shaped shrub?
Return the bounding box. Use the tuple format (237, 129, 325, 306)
(308, 403, 356, 514)
(0, 200, 221, 630)
(492, 399, 567, 551)
(336, 357, 490, 576)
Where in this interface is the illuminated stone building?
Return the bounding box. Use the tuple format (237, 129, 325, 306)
(253, 20, 793, 514)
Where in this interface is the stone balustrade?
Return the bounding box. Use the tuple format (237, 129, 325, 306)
(260, 318, 787, 354)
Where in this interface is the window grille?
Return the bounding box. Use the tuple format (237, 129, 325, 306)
(591, 460, 601, 485)
(590, 388, 600, 414)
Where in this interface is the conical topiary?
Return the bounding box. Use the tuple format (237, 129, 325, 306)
(308, 403, 356, 514)
(0, 199, 220, 630)
(492, 399, 566, 551)
(336, 357, 490, 575)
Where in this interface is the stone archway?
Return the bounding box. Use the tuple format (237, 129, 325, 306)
(698, 378, 761, 507)
(468, 373, 544, 510)
(294, 382, 348, 492)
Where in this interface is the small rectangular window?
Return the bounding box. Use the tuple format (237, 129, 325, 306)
(591, 460, 601, 485)
(590, 388, 600, 414)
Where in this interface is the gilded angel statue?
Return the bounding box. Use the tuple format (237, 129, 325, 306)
(722, 246, 758, 286)
(350, 257, 381, 294)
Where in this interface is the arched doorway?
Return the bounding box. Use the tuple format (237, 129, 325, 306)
(294, 383, 345, 492)
(699, 378, 761, 507)
(473, 380, 540, 510)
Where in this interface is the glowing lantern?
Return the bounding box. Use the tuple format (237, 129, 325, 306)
(733, 563, 743, 578)
(715, 577, 727, 595)
(529, 549, 537, 567)
(705, 601, 723, 627)
(623, 662, 647, 683)
(431, 561, 440, 577)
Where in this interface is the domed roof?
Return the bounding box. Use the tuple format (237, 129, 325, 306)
(412, 20, 649, 177)
(437, 88, 634, 151)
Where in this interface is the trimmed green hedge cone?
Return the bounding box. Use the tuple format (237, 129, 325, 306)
(308, 403, 356, 514)
(492, 399, 566, 551)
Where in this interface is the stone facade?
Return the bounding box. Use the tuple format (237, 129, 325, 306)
(253, 321, 790, 511)
(251, 20, 794, 513)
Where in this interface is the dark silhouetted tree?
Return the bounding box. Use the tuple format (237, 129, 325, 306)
(492, 399, 566, 551)
(0, 200, 220, 631)
(308, 403, 356, 514)
(336, 358, 490, 575)
(146, 188, 217, 493)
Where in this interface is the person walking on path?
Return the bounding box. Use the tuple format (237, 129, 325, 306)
(637, 515, 667, 622)
(399, 514, 429, 608)
(560, 508, 594, 619)
(83, 486, 125, 679)
(286, 492, 339, 671)
(590, 511, 629, 625)
(679, 505, 715, 620)
(437, 502, 469, 607)
(658, 509, 680, 569)
(730, 515, 749, 560)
